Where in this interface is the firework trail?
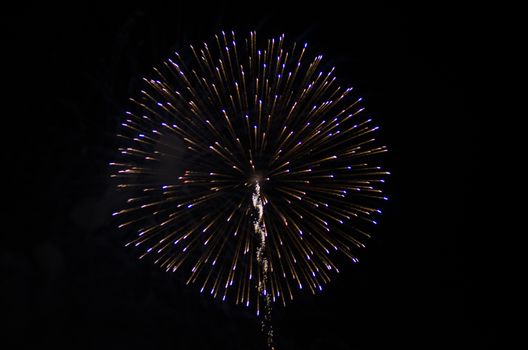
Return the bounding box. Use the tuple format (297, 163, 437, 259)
(111, 31, 388, 346)
(252, 180, 274, 348)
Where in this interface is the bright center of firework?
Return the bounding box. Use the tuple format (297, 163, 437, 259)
(251, 172, 265, 184)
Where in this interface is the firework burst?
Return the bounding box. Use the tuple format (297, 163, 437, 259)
(111, 31, 389, 315)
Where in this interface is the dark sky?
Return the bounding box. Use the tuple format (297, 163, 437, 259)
(1, 1, 490, 349)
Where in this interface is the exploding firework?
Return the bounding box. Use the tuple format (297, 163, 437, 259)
(111, 31, 389, 316)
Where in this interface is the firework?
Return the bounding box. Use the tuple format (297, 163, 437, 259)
(111, 31, 389, 317)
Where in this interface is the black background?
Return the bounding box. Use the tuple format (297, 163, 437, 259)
(1, 1, 491, 349)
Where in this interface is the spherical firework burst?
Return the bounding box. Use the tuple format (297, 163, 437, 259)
(111, 31, 388, 315)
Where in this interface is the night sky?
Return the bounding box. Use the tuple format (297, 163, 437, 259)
(2, 2, 490, 349)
